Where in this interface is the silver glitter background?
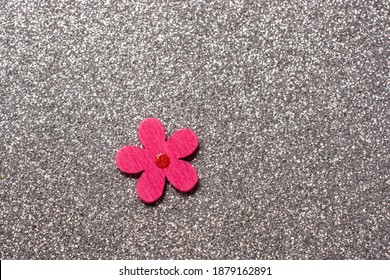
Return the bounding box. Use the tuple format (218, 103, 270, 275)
(1, 0, 389, 259)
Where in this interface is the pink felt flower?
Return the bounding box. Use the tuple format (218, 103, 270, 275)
(116, 118, 199, 203)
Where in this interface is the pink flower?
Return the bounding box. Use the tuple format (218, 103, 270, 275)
(116, 118, 199, 204)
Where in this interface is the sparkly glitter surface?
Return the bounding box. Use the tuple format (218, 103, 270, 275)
(0, 1, 389, 259)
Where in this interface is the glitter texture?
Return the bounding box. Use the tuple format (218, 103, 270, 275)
(0, 1, 389, 259)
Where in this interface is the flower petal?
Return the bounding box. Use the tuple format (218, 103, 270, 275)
(116, 146, 148, 174)
(166, 160, 198, 192)
(138, 118, 166, 154)
(136, 168, 166, 204)
(166, 128, 198, 158)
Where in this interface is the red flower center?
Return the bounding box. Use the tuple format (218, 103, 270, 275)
(155, 153, 170, 169)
